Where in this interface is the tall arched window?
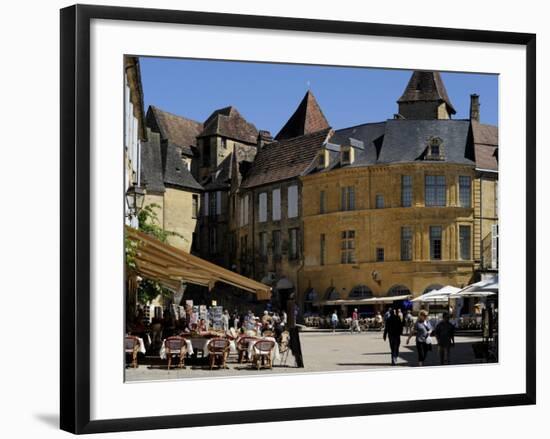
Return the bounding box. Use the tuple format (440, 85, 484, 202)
(348, 285, 373, 299)
(388, 284, 411, 297)
(325, 287, 340, 301)
(304, 288, 318, 303)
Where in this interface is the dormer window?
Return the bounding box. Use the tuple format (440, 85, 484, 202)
(341, 146, 354, 165)
(426, 136, 445, 160)
(317, 149, 328, 170)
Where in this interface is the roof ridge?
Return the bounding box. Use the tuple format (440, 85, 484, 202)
(151, 105, 203, 126)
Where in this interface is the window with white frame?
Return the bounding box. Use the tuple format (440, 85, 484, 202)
(272, 188, 281, 221)
(288, 185, 298, 218)
(258, 192, 267, 222)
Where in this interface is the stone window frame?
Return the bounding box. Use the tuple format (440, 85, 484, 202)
(400, 226, 413, 261)
(426, 136, 445, 161)
(429, 225, 443, 260)
(340, 230, 356, 264)
(459, 175, 472, 208)
(459, 224, 472, 260)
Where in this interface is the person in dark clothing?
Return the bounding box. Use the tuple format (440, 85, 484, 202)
(383, 309, 404, 365)
(434, 312, 455, 365)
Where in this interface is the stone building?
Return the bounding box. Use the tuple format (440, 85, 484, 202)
(296, 71, 498, 316)
(124, 56, 147, 228)
(195, 106, 259, 267)
(233, 91, 332, 304)
(141, 107, 204, 252)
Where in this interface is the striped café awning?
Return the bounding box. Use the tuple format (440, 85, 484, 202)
(126, 227, 271, 300)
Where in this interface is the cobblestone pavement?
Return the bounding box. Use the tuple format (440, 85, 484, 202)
(125, 331, 486, 382)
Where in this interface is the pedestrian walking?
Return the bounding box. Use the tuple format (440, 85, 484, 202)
(434, 312, 455, 365)
(407, 310, 432, 366)
(331, 310, 338, 333)
(350, 308, 361, 334)
(404, 310, 413, 335)
(383, 309, 404, 365)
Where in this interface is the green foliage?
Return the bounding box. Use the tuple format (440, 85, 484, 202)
(137, 203, 185, 243)
(137, 277, 173, 304)
(126, 203, 186, 304)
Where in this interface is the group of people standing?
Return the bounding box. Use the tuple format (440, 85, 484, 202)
(383, 308, 456, 366)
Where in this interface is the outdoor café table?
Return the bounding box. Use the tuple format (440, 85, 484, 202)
(247, 336, 280, 362)
(186, 336, 237, 357)
(136, 337, 146, 354)
(159, 338, 194, 360)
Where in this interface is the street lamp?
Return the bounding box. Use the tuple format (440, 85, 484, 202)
(125, 183, 145, 220)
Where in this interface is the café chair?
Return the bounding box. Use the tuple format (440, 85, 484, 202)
(252, 339, 275, 370)
(208, 338, 230, 370)
(236, 336, 257, 363)
(125, 335, 140, 368)
(165, 336, 188, 370)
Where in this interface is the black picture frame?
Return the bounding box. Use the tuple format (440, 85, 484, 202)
(60, 4, 536, 434)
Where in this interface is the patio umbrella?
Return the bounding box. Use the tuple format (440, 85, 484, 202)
(412, 285, 461, 302)
(452, 276, 498, 298)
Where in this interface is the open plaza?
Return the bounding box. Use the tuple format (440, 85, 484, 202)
(126, 330, 486, 382)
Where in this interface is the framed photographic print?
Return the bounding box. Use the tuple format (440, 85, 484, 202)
(60, 4, 536, 434)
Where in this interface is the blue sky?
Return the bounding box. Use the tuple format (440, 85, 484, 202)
(139, 57, 498, 136)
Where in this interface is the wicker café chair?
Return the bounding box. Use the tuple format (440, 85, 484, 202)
(236, 336, 257, 363)
(165, 336, 188, 370)
(208, 338, 230, 370)
(252, 339, 275, 370)
(125, 335, 140, 368)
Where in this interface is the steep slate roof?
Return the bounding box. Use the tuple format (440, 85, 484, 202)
(140, 130, 165, 193)
(379, 119, 473, 164)
(198, 106, 258, 144)
(472, 121, 498, 171)
(162, 142, 203, 191)
(275, 91, 330, 141)
(146, 106, 203, 157)
(398, 71, 456, 114)
(140, 128, 203, 193)
(241, 128, 332, 188)
(202, 155, 232, 190)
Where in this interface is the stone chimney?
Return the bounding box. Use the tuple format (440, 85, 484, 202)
(470, 94, 480, 122)
(257, 130, 273, 149)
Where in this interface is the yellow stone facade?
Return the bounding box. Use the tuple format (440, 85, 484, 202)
(143, 188, 199, 253)
(298, 162, 497, 305)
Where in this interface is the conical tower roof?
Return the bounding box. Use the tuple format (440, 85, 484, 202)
(275, 90, 330, 141)
(398, 71, 456, 114)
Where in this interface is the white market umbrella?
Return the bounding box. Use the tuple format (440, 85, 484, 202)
(412, 285, 461, 302)
(452, 276, 498, 298)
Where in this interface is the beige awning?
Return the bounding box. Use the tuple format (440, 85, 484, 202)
(126, 227, 271, 300)
(320, 295, 410, 306)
